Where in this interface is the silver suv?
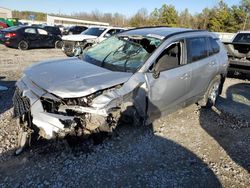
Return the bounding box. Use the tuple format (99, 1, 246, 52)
(13, 27, 228, 153)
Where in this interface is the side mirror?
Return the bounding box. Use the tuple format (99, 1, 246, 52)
(104, 33, 111, 38)
(151, 61, 161, 79)
(152, 68, 160, 79)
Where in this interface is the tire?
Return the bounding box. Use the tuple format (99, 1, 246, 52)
(55, 40, 63, 49)
(203, 76, 221, 108)
(18, 40, 29, 50)
(64, 51, 74, 57)
(15, 117, 28, 155)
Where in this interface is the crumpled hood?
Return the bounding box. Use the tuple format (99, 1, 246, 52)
(62, 34, 97, 42)
(24, 58, 132, 98)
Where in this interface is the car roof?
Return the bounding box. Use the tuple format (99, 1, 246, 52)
(118, 26, 205, 39)
(88, 26, 124, 30)
(43, 25, 59, 28)
(71, 25, 87, 28)
(238, 31, 250, 34)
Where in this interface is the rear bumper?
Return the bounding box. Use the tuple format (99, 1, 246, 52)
(0, 38, 18, 48)
(228, 59, 250, 74)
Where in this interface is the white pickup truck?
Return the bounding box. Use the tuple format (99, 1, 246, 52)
(223, 31, 250, 75)
(62, 26, 125, 56)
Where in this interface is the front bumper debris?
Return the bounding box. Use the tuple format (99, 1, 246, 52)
(13, 76, 113, 140)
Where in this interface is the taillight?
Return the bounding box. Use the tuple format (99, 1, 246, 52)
(5, 32, 16, 38)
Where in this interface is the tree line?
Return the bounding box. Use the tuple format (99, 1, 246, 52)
(12, 0, 249, 32)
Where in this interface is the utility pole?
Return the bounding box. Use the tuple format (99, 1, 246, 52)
(243, 14, 248, 31)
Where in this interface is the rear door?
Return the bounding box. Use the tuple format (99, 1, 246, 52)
(23, 27, 39, 47)
(37, 28, 53, 47)
(185, 37, 219, 100)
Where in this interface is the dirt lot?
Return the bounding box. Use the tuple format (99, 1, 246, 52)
(0, 44, 249, 187)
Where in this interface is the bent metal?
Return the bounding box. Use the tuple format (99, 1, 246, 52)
(13, 27, 228, 154)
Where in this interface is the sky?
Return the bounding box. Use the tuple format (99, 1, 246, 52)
(0, 0, 241, 17)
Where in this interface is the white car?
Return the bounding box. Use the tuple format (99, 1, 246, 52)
(62, 26, 125, 56)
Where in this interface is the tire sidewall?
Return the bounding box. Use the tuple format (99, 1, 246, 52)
(55, 40, 63, 49)
(65, 51, 74, 57)
(205, 76, 221, 108)
(18, 40, 29, 50)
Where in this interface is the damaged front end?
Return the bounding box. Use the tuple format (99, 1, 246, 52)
(13, 76, 127, 154)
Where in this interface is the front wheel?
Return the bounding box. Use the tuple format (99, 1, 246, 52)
(64, 51, 74, 57)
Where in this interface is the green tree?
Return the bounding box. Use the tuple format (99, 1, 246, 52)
(240, 0, 250, 30)
(178, 8, 192, 28)
(229, 5, 246, 31)
(129, 8, 149, 27)
(159, 4, 178, 26)
(207, 1, 231, 32)
(149, 8, 160, 26)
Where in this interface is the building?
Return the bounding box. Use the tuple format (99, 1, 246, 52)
(19, 19, 47, 26)
(214, 32, 235, 42)
(0, 7, 12, 18)
(47, 15, 109, 26)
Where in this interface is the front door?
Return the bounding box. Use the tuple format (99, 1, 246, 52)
(23, 27, 39, 48)
(145, 41, 191, 120)
(37, 28, 52, 47)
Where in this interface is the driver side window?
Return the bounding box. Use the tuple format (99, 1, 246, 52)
(155, 41, 183, 72)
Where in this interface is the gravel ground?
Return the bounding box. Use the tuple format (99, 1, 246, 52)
(0, 44, 249, 187)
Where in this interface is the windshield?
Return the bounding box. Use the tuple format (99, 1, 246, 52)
(233, 33, 250, 43)
(81, 27, 107, 37)
(82, 36, 162, 72)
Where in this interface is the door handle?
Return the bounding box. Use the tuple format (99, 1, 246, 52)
(180, 73, 190, 80)
(209, 62, 216, 66)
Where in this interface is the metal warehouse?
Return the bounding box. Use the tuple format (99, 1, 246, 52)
(47, 15, 109, 26)
(0, 7, 12, 18)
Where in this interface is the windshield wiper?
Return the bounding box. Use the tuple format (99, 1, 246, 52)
(124, 47, 142, 72)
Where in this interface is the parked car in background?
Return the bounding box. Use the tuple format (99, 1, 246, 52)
(41, 26, 62, 36)
(56, 25, 65, 33)
(13, 27, 228, 154)
(0, 26, 63, 50)
(62, 25, 88, 35)
(62, 26, 125, 56)
(0, 18, 19, 27)
(0, 21, 8, 30)
(223, 31, 250, 75)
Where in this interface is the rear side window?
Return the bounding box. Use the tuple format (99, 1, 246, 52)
(107, 29, 123, 35)
(233, 33, 250, 43)
(24, 28, 36, 34)
(186, 37, 208, 63)
(37, 28, 48, 35)
(44, 27, 60, 35)
(82, 27, 106, 37)
(208, 37, 220, 55)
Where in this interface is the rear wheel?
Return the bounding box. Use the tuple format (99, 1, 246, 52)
(18, 40, 29, 50)
(55, 40, 63, 49)
(203, 76, 221, 108)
